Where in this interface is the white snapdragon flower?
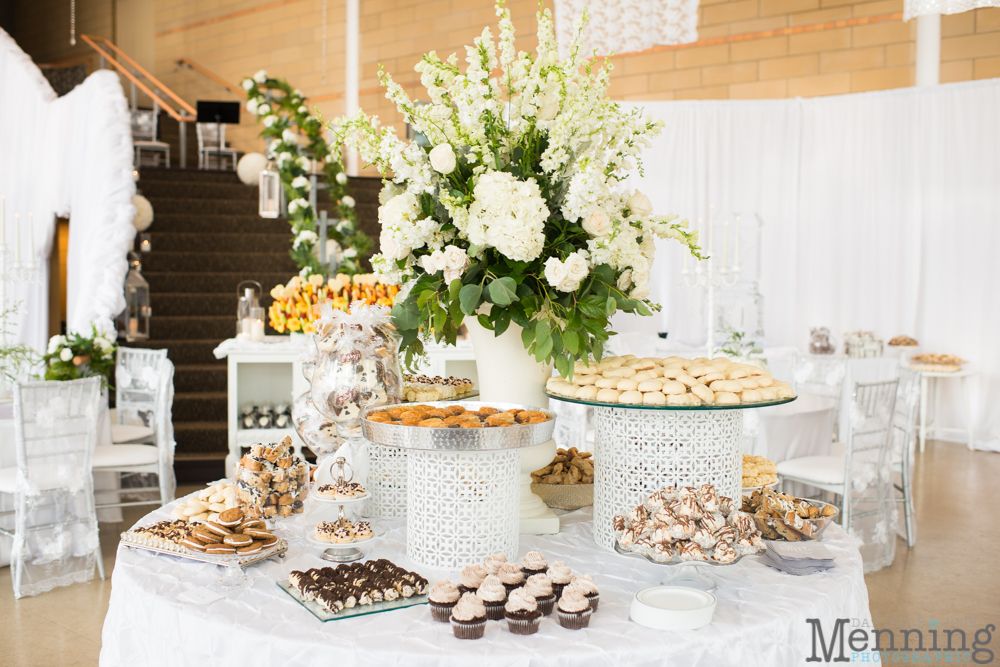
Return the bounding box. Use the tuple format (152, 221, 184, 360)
(47, 335, 67, 354)
(246, 98, 259, 114)
(379, 182, 404, 205)
(535, 83, 561, 121)
(466, 171, 549, 262)
(626, 191, 653, 218)
(429, 144, 457, 174)
(263, 115, 277, 128)
(371, 254, 408, 284)
(60, 348, 73, 362)
(582, 206, 612, 237)
(288, 198, 310, 214)
(256, 103, 271, 116)
(343, 247, 358, 259)
(253, 69, 268, 83)
(242, 78, 254, 91)
(291, 175, 311, 191)
(282, 129, 298, 144)
(341, 196, 356, 208)
(336, 172, 349, 185)
(293, 230, 318, 249)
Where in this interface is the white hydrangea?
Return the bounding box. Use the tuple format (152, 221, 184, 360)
(246, 98, 259, 114)
(466, 171, 548, 262)
(47, 335, 67, 354)
(291, 175, 310, 191)
(253, 69, 268, 83)
(288, 198, 310, 214)
(282, 129, 299, 144)
(242, 78, 254, 91)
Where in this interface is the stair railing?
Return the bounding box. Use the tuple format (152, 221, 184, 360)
(79, 34, 196, 168)
(174, 58, 245, 97)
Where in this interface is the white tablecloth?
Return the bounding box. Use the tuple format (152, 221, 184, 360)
(101, 499, 872, 666)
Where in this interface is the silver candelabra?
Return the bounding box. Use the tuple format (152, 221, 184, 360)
(681, 206, 743, 357)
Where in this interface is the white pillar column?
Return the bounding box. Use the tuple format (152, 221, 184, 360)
(915, 13, 941, 86)
(345, 0, 360, 176)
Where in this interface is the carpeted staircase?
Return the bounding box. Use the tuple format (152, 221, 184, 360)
(132, 166, 382, 478)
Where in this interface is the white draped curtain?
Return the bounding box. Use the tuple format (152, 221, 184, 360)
(0, 29, 135, 353)
(617, 79, 1000, 450)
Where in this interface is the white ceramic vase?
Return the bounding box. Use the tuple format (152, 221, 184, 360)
(465, 312, 560, 535)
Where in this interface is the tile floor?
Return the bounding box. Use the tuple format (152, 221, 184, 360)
(1, 440, 997, 666)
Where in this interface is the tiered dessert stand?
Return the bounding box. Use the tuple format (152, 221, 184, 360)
(546, 393, 794, 552)
(309, 456, 374, 563)
(361, 401, 555, 570)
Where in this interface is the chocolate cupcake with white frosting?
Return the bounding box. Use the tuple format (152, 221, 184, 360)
(523, 574, 556, 615)
(504, 588, 541, 635)
(451, 592, 487, 639)
(458, 563, 488, 595)
(497, 562, 525, 593)
(429, 579, 461, 622)
(547, 561, 573, 599)
(566, 574, 599, 611)
(474, 574, 507, 620)
(556, 590, 593, 630)
(483, 553, 508, 576)
(520, 551, 548, 578)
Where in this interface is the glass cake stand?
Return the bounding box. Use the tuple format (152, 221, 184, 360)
(546, 392, 796, 552)
(614, 542, 754, 592)
(310, 457, 373, 563)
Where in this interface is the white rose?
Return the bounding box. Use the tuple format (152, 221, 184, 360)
(288, 198, 309, 213)
(253, 69, 268, 83)
(336, 219, 352, 233)
(341, 196, 356, 208)
(443, 269, 464, 283)
(60, 348, 73, 362)
(291, 175, 310, 191)
(627, 191, 653, 218)
(297, 105, 308, 114)
(256, 103, 271, 116)
(428, 249, 448, 271)
(336, 172, 349, 185)
(380, 235, 410, 261)
(282, 129, 298, 144)
(564, 253, 590, 284)
(296, 156, 310, 168)
(617, 269, 633, 291)
(263, 115, 277, 128)
(582, 206, 612, 237)
(419, 255, 439, 273)
(47, 335, 66, 354)
(246, 98, 259, 114)
(441, 245, 468, 272)
(242, 78, 254, 91)
(543, 257, 569, 290)
(343, 248, 358, 259)
(429, 144, 457, 174)
(632, 269, 650, 287)
(631, 285, 651, 300)
(293, 230, 318, 249)
(94, 336, 112, 352)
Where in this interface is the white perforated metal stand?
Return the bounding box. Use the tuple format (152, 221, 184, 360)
(366, 443, 408, 519)
(592, 407, 743, 551)
(405, 449, 520, 569)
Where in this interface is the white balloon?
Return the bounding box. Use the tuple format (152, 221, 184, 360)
(132, 194, 153, 231)
(237, 152, 269, 186)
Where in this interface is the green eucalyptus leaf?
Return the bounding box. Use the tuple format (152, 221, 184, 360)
(488, 276, 517, 306)
(459, 284, 483, 316)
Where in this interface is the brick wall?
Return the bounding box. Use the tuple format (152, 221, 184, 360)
(8, 0, 1000, 157)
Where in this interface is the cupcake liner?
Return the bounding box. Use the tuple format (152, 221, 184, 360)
(551, 583, 570, 600)
(520, 567, 547, 579)
(457, 585, 478, 596)
(506, 614, 541, 635)
(483, 600, 506, 621)
(586, 593, 600, 612)
(503, 582, 525, 595)
(536, 594, 556, 616)
(451, 617, 487, 639)
(557, 607, 593, 630)
(430, 600, 456, 623)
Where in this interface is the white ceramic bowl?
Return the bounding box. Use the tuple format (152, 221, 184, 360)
(629, 586, 717, 631)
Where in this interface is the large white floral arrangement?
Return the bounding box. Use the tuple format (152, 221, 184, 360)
(332, 1, 700, 377)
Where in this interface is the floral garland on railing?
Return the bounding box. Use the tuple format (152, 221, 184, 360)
(242, 70, 373, 275)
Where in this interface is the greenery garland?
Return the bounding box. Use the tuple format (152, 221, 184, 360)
(242, 71, 372, 275)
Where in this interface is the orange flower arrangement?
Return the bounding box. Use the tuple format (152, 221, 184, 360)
(268, 274, 400, 334)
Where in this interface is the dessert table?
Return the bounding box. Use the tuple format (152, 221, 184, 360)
(100, 499, 872, 666)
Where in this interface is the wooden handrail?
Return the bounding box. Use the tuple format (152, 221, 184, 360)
(175, 57, 244, 97)
(79, 34, 196, 121)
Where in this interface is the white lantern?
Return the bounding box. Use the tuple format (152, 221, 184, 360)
(122, 252, 150, 341)
(259, 164, 282, 218)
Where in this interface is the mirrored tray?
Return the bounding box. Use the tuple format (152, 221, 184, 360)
(361, 401, 555, 451)
(120, 530, 288, 567)
(547, 392, 796, 411)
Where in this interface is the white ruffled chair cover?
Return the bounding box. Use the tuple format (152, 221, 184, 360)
(9, 378, 102, 598)
(112, 348, 176, 504)
(892, 367, 921, 546)
(845, 379, 899, 573)
(791, 354, 847, 441)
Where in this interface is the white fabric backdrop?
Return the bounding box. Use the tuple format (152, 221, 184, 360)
(616, 79, 1000, 450)
(903, 0, 1000, 20)
(0, 29, 135, 352)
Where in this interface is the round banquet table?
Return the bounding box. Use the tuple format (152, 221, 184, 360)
(100, 498, 872, 667)
(753, 394, 838, 463)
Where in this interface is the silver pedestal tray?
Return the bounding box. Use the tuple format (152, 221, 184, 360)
(614, 542, 755, 592)
(311, 456, 373, 563)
